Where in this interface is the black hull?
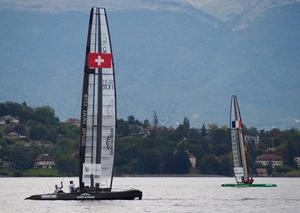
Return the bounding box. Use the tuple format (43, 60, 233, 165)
(26, 189, 142, 200)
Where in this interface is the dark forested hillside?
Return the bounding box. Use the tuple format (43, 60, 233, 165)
(0, 102, 299, 177)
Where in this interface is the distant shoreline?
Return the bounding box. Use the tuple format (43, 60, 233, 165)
(118, 174, 226, 177)
(118, 175, 300, 178)
(1, 174, 300, 178)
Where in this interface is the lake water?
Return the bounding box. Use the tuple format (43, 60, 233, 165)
(1, 177, 299, 213)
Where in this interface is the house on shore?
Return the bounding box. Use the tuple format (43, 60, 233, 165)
(34, 154, 56, 169)
(244, 135, 260, 146)
(0, 115, 20, 126)
(187, 151, 197, 168)
(7, 131, 19, 138)
(65, 118, 80, 127)
(0, 159, 16, 170)
(256, 153, 283, 168)
(295, 156, 300, 168)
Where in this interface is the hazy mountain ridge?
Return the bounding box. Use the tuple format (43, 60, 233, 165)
(0, 4, 299, 128)
(112, 5, 300, 128)
(1, 0, 299, 29)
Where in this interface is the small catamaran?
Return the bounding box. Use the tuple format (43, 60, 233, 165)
(222, 95, 277, 187)
(26, 7, 142, 200)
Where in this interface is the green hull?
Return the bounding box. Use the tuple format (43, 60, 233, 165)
(221, 183, 277, 187)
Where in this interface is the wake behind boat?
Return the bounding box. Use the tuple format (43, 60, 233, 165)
(26, 7, 142, 200)
(221, 95, 277, 188)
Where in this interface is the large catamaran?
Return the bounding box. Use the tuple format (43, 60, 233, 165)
(222, 95, 276, 187)
(26, 7, 142, 200)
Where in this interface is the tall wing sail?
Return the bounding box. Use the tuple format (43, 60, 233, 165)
(230, 95, 248, 183)
(99, 8, 116, 191)
(79, 7, 116, 191)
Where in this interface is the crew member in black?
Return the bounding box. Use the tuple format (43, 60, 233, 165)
(69, 181, 76, 193)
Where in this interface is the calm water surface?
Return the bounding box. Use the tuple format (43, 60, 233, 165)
(1, 177, 299, 213)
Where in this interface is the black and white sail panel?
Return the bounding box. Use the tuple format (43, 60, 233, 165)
(230, 95, 248, 183)
(99, 7, 115, 190)
(79, 7, 115, 190)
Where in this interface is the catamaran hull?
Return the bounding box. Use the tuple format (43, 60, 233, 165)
(221, 183, 277, 187)
(26, 189, 142, 200)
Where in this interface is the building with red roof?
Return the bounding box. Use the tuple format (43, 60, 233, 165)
(34, 154, 56, 169)
(256, 154, 283, 168)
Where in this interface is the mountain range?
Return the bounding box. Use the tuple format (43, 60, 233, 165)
(0, 0, 299, 129)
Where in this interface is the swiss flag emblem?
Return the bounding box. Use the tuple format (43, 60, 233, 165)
(87, 53, 112, 69)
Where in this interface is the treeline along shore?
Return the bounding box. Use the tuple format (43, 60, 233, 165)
(0, 101, 300, 177)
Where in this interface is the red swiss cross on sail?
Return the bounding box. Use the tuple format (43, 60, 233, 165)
(87, 53, 112, 69)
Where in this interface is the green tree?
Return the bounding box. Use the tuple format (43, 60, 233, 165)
(218, 155, 232, 176)
(127, 115, 136, 125)
(199, 155, 220, 174)
(153, 111, 159, 127)
(143, 119, 150, 127)
(14, 124, 26, 136)
(33, 106, 59, 125)
(163, 151, 175, 174)
(0, 102, 33, 122)
(212, 128, 226, 145)
(29, 124, 47, 140)
(188, 128, 202, 144)
(245, 127, 258, 136)
(200, 124, 207, 136)
(117, 119, 130, 136)
(207, 124, 218, 135)
(171, 118, 190, 141)
(183, 117, 190, 132)
(56, 154, 78, 176)
(6, 145, 33, 169)
(137, 149, 162, 174)
(172, 151, 191, 174)
(285, 141, 296, 167)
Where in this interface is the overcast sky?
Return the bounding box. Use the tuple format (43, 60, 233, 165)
(1, 0, 299, 21)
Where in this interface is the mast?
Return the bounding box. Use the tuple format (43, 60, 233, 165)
(79, 8, 94, 189)
(230, 95, 248, 183)
(79, 7, 116, 191)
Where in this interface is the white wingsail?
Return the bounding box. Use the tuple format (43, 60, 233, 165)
(79, 7, 116, 191)
(26, 7, 143, 200)
(230, 95, 248, 183)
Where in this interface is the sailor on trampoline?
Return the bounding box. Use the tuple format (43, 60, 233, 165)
(69, 181, 76, 193)
(54, 181, 64, 193)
